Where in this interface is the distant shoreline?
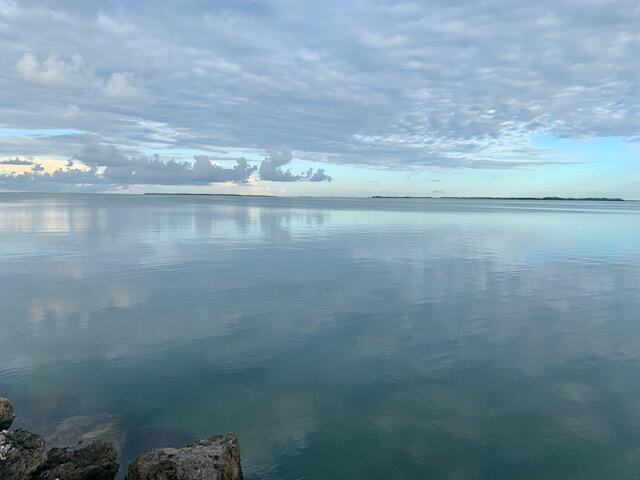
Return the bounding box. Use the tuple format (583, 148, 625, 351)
(371, 196, 625, 201)
(143, 193, 625, 201)
(0, 192, 630, 201)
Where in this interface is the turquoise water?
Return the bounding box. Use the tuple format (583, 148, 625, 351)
(1, 193, 639, 479)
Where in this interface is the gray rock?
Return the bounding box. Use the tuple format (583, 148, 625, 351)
(33, 441, 119, 480)
(0, 429, 47, 480)
(0, 397, 15, 430)
(46, 413, 126, 453)
(125, 433, 243, 480)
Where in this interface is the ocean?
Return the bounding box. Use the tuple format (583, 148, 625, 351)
(1, 193, 639, 479)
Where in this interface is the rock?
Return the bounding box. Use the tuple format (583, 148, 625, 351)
(33, 441, 119, 480)
(125, 433, 243, 480)
(0, 397, 15, 430)
(0, 429, 47, 480)
(46, 413, 126, 453)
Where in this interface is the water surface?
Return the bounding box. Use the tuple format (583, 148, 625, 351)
(1, 194, 639, 479)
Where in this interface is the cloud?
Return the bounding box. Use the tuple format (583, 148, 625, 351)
(259, 150, 299, 182)
(103, 72, 143, 98)
(1, 0, 639, 191)
(73, 141, 130, 167)
(16, 52, 86, 85)
(0, 157, 34, 165)
(259, 150, 332, 182)
(61, 105, 81, 119)
(16, 52, 143, 98)
(308, 169, 332, 182)
(0, 141, 259, 190)
(0, 142, 331, 190)
(78, 141, 258, 185)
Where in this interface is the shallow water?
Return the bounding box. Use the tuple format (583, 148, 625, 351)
(1, 193, 639, 479)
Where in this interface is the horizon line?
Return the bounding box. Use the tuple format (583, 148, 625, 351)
(0, 191, 637, 201)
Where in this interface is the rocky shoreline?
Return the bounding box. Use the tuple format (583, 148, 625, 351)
(0, 397, 243, 479)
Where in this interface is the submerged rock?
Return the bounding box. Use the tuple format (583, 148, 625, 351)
(46, 413, 126, 453)
(125, 433, 243, 480)
(33, 441, 118, 480)
(0, 429, 47, 480)
(0, 397, 16, 430)
(9, 393, 82, 435)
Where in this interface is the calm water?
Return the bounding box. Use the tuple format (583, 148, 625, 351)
(1, 193, 640, 479)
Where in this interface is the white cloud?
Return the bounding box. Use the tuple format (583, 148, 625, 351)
(103, 72, 143, 98)
(16, 52, 86, 85)
(16, 52, 144, 98)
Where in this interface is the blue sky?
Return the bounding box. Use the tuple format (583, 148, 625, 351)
(0, 1, 638, 198)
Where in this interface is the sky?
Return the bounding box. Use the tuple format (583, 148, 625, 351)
(0, 0, 639, 198)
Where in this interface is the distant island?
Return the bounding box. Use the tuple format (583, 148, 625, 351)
(142, 193, 625, 201)
(372, 196, 625, 201)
